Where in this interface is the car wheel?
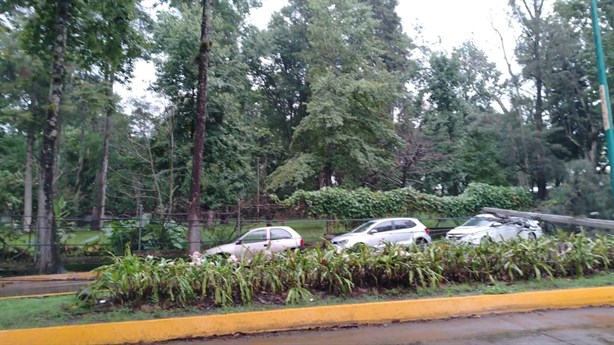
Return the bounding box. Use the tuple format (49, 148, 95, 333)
(215, 252, 230, 260)
(480, 236, 492, 245)
(415, 237, 428, 248)
(351, 243, 367, 251)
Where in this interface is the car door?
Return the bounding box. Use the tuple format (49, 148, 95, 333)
(391, 219, 417, 245)
(269, 228, 295, 253)
(493, 222, 516, 241)
(368, 221, 394, 246)
(238, 229, 269, 258)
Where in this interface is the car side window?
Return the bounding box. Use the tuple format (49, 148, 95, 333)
(373, 221, 394, 232)
(395, 220, 416, 229)
(270, 228, 292, 240)
(241, 229, 268, 243)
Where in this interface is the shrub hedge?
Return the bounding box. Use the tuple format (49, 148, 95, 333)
(81, 232, 613, 308)
(280, 183, 532, 219)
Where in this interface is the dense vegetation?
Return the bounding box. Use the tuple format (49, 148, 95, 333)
(282, 183, 532, 219)
(80, 232, 613, 308)
(1, 1, 614, 272)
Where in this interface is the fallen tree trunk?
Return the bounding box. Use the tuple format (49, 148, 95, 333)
(482, 208, 614, 231)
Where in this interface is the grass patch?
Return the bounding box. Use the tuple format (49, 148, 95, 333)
(1, 270, 612, 330)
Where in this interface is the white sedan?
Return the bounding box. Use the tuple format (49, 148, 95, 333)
(204, 226, 304, 259)
(446, 214, 543, 245)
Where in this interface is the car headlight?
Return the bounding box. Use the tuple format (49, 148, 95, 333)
(334, 239, 349, 245)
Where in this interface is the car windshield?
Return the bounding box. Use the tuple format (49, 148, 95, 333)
(462, 217, 496, 227)
(350, 220, 378, 233)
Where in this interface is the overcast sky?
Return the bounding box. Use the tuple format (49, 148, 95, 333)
(249, 0, 516, 51)
(120, 0, 529, 109)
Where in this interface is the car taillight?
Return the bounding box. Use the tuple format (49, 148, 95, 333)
(300, 239, 304, 247)
(424, 227, 430, 235)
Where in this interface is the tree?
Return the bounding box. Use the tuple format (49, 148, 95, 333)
(509, 0, 550, 199)
(0, 12, 48, 231)
(84, 0, 148, 230)
(153, 1, 257, 251)
(268, 0, 402, 192)
(186, 0, 213, 253)
(35, 0, 71, 273)
(551, 0, 613, 164)
(244, 0, 312, 148)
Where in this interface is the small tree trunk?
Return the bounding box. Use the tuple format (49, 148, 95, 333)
(168, 107, 175, 216)
(187, 0, 213, 254)
(206, 209, 214, 228)
(23, 129, 34, 233)
(91, 71, 115, 230)
(74, 120, 86, 213)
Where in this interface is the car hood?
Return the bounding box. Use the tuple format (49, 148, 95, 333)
(447, 226, 490, 235)
(331, 232, 364, 241)
(204, 243, 235, 255)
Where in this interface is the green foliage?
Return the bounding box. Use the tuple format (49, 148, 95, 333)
(104, 219, 188, 254)
(0, 170, 22, 213)
(281, 183, 531, 219)
(82, 232, 614, 309)
(541, 160, 614, 219)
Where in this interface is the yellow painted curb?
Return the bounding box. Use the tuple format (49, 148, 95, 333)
(1, 286, 613, 345)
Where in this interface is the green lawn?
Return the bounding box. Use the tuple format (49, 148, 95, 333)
(0, 270, 611, 330)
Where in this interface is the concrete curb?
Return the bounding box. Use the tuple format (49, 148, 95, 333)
(1, 286, 613, 345)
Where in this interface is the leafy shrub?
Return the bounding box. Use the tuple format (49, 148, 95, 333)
(104, 220, 188, 254)
(81, 232, 613, 309)
(281, 183, 531, 219)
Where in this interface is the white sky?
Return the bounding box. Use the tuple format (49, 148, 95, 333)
(119, 0, 528, 109)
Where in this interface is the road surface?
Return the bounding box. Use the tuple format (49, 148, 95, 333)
(162, 307, 614, 345)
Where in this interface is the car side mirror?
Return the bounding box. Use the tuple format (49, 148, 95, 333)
(368, 229, 378, 234)
(491, 222, 502, 227)
(235, 240, 242, 245)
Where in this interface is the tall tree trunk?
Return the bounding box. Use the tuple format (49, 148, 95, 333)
(168, 107, 175, 216)
(187, 0, 212, 254)
(38, 0, 70, 274)
(74, 120, 86, 213)
(534, 37, 547, 200)
(91, 71, 114, 230)
(23, 129, 34, 233)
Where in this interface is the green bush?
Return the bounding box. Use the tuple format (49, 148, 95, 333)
(81, 232, 613, 308)
(281, 183, 531, 219)
(104, 220, 187, 254)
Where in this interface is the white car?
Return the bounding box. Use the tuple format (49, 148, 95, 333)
(330, 218, 431, 249)
(446, 214, 543, 245)
(204, 226, 304, 259)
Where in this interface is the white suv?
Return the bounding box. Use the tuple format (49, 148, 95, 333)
(330, 218, 431, 249)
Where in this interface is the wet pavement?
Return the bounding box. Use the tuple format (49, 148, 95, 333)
(162, 307, 614, 345)
(0, 272, 95, 297)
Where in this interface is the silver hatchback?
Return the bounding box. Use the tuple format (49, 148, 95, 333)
(331, 218, 431, 249)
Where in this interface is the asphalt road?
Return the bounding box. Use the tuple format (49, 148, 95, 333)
(0, 272, 94, 297)
(162, 307, 614, 345)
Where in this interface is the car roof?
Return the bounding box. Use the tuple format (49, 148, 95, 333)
(371, 217, 420, 221)
(245, 226, 301, 236)
(473, 214, 499, 219)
